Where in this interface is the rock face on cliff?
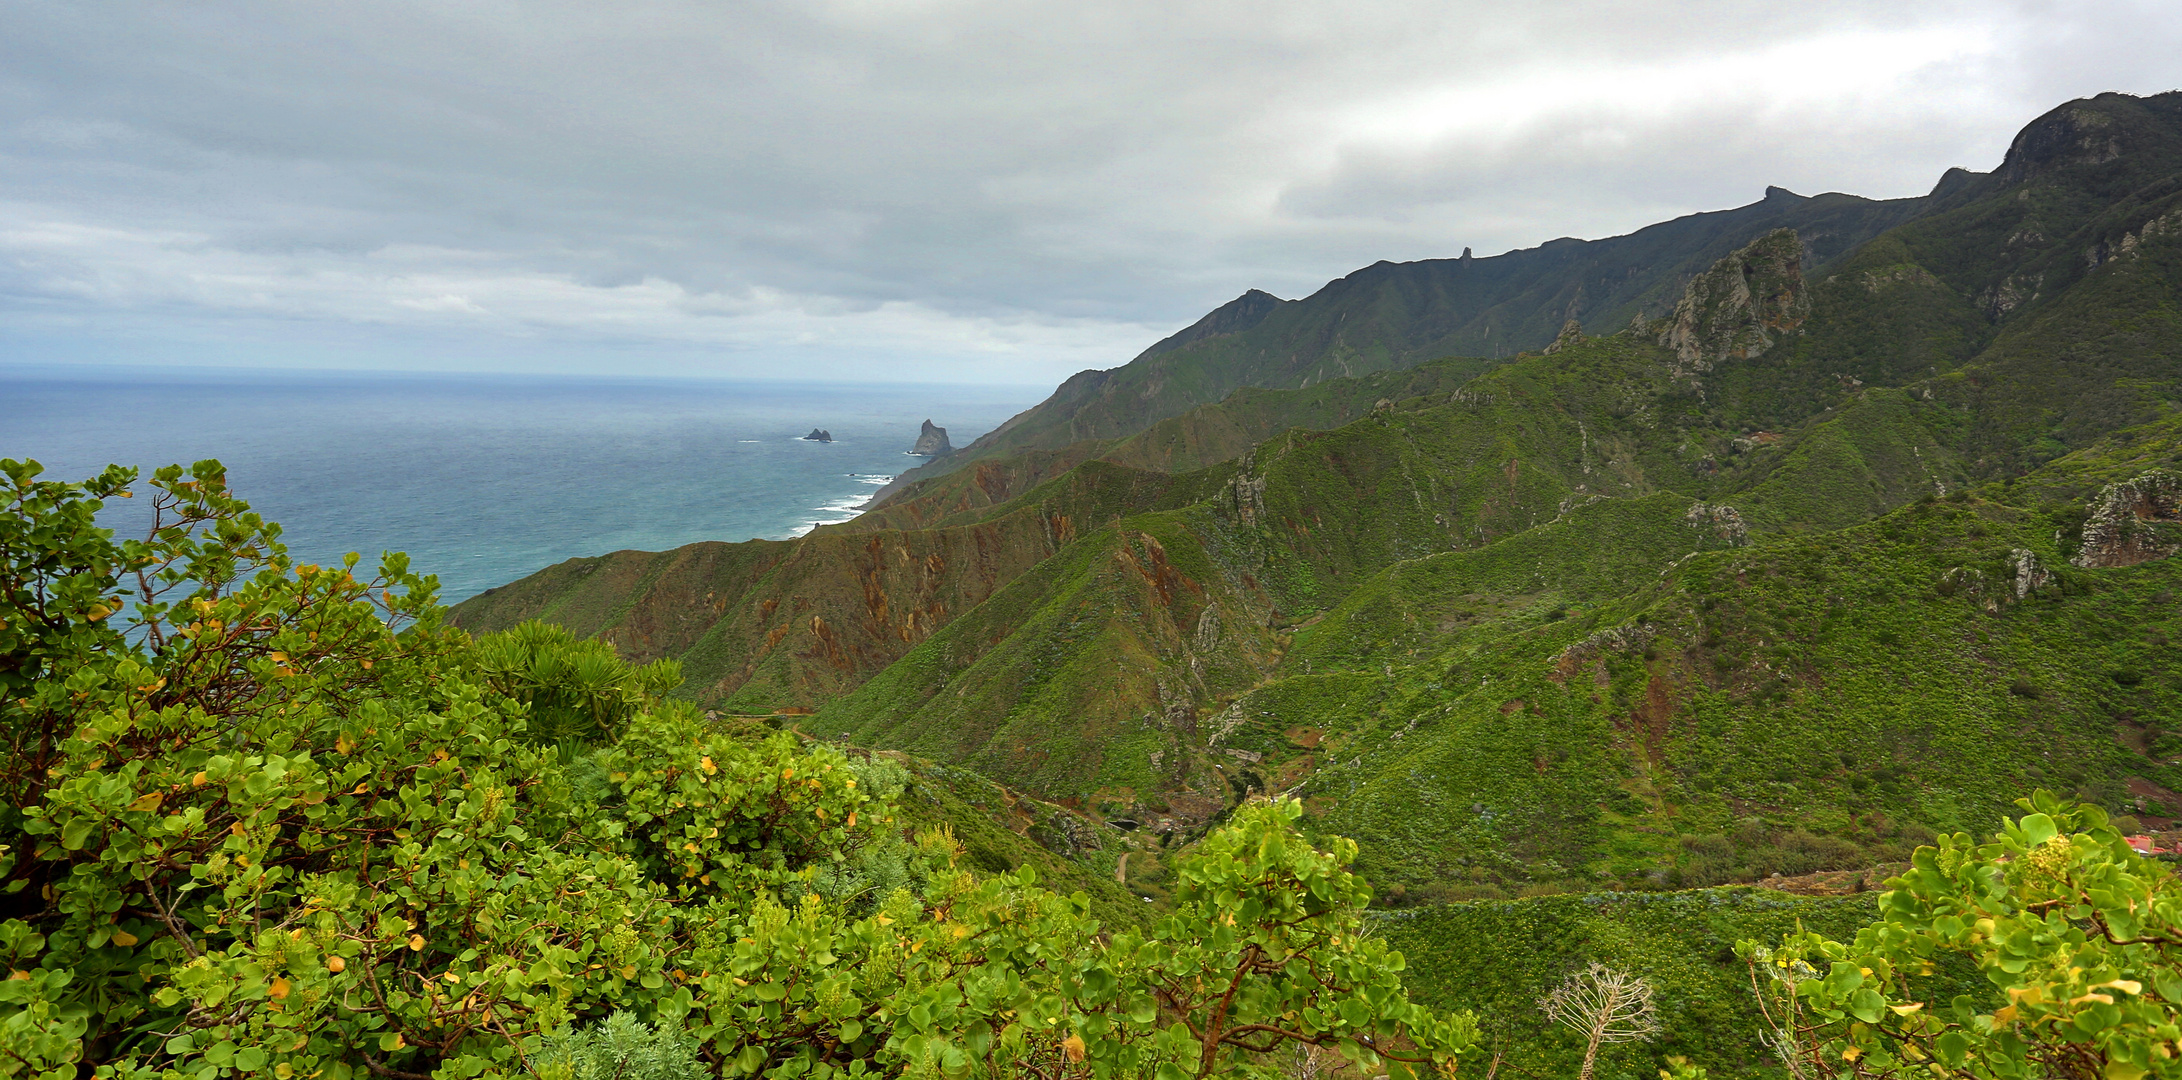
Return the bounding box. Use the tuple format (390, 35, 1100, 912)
(910, 420, 952, 457)
(1541, 319, 1584, 355)
(1657, 227, 1810, 373)
(2073, 469, 2182, 568)
(802, 429, 833, 442)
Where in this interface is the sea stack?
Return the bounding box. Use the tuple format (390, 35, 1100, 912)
(801, 428, 833, 442)
(909, 420, 952, 457)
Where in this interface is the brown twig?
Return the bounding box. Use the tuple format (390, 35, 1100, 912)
(358, 1052, 433, 1080)
(142, 886, 202, 960)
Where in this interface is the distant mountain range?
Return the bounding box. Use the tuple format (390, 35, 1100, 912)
(452, 90, 2182, 920)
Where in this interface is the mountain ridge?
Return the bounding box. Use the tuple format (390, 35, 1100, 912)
(452, 87, 2182, 886)
(868, 185, 1938, 504)
(868, 90, 2182, 509)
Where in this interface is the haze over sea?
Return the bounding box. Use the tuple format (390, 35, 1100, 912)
(2, 366, 1041, 605)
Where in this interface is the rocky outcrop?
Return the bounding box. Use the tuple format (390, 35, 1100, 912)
(1657, 228, 1810, 373)
(1550, 622, 1658, 680)
(1683, 503, 1750, 547)
(2073, 469, 2182, 568)
(1219, 465, 1269, 527)
(2000, 102, 2127, 186)
(802, 428, 833, 442)
(1937, 548, 2057, 613)
(1028, 808, 1104, 858)
(2010, 548, 2053, 600)
(909, 420, 952, 457)
(1542, 319, 1584, 355)
(2083, 206, 2182, 270)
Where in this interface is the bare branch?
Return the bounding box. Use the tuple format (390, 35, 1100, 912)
(1539, 962, 1660, 1080)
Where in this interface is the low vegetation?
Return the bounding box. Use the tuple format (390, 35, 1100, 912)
(0, 460, 1471, 1078)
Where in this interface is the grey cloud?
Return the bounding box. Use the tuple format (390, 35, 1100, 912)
(1, 0, 2177, 381)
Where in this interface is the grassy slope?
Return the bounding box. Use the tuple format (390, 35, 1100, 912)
(452, 500, 1078, 708)
(846, 359, 1497, 534)
(816, 305, 2182, 903)
(1731, 388, 1965, 532)
(811, 515, 1280, 815)
(1936, 183, 2182, 470)
(810, 331, 1985, 814)
(1296, 473, 2182, 896)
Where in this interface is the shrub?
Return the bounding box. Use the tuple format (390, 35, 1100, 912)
(0, 460, 1481, 1079)
(1743, 793, 2182, 1080)
(533, 1012, 708, 1080)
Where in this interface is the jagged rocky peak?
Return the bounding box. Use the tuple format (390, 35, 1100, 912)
(1657, 227, 1810, 372)
(909, 419, 952, 457)
(801, 428, 833, 442)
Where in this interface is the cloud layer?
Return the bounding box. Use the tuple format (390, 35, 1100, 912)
(3, 0, 2178, 382)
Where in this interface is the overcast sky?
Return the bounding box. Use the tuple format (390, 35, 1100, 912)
(3, 1, 2179, 384)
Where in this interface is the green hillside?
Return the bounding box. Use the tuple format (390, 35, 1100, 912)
(454, 87, 2182, 932)
(844, 358, 1498, 533)
(804, 331, 2178, 874)
(1294, 471, 2182, 896)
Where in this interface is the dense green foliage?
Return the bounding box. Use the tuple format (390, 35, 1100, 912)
(0, 460, 1473, 1079)
(1745, 793, 2182, 1080)
(1294, 472, 2181, 897)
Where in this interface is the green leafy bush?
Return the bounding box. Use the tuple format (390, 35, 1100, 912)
(0, 458, 1474, 1080)
(1742, 791, 2182, 1079)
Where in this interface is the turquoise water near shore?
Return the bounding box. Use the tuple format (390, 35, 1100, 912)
(1, 367, 1041, 605)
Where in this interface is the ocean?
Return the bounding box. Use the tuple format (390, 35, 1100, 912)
(1, 366, 1043, 606)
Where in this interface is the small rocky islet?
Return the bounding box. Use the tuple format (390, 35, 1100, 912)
(909, 418, 951, 456)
